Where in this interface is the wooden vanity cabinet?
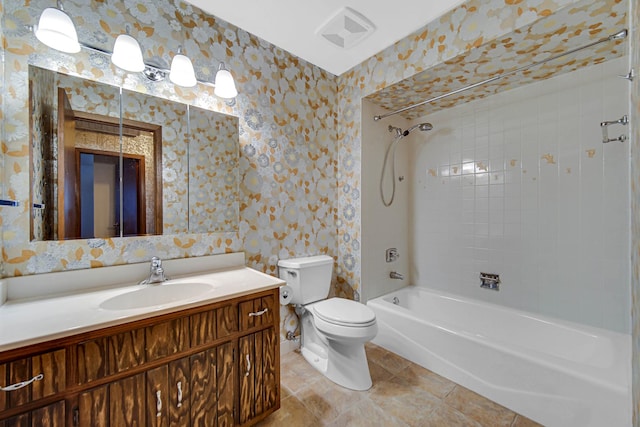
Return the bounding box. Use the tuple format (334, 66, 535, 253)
(0, 288, 280, 427)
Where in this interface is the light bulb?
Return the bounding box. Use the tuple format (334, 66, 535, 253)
(170, 53, 197, 87)
(111, 34, 145, 73)
(34, 7, 80, 53)
(214, 63, 238, 99)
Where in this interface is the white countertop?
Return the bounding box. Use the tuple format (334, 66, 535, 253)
(0, 262, 284, 352)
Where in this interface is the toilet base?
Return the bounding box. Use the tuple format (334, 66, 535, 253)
(301, 337, 372, 391)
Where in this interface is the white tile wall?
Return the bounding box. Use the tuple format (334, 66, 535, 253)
(411, 56, 630, 333)
(361, 100, 412, 302)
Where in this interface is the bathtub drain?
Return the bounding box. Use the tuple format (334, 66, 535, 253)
(392, 297, 399, 305)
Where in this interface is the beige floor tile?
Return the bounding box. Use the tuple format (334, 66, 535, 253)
(296, 375, 365, 422)
(256, 395, 322, 427)
(280, 350, 323, 394)
(444, 386, 517, 427)
(368, 375, 441, 425)
(512, 414, 544, 427)
(395, 362, 456, 399)
(280, 384, 291, 400)
(423, 404, 484, 427)
(364, 342, 386, 362)
(369, 348, 411, 375)
(367, 360, 394, 383)
(327, 397, 409, 427)
(277, 345, 536, 427)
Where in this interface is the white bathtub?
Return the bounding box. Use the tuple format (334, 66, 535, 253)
(367, 286, 631, 427)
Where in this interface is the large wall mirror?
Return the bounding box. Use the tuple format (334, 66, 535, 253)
(29, 65, 239, 241)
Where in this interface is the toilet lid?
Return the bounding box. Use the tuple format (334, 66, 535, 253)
(312, 298, 376, 326)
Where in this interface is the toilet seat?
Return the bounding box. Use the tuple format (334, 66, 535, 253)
(311, 298, 376, 327)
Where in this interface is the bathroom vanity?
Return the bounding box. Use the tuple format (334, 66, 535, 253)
(0, 253, 282, 426)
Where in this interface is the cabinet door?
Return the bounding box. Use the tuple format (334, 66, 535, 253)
(0, 400, 65, 427)
(109, 373, 146, 426)
(145, 358, 190, 427)
(189, 343, 236, 427)
(215, 342, 235, 427)
(168, 358, 190, 427)
(238, 327, 278, 425)
(77, 385, 108, 427)
(189, 349, 216, 426)
(146, 365, 169, 427)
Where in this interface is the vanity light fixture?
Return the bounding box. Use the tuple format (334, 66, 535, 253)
(34, 2, 80, 53)
(169, 47, 197, 88)
(33, 4, 239, 98)
(213, 62, 239, 99)
(111, 32, 145, 73)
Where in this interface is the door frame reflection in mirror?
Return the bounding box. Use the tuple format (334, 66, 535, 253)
(71, 113, 162, 238)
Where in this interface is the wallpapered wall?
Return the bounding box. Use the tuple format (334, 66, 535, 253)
(1, 0, 338, 280)
(189, 106, 239, 234)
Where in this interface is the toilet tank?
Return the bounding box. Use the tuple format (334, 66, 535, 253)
(277, 255, 334, 305)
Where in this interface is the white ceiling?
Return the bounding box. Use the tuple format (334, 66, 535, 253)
(185, 0, 467, 76)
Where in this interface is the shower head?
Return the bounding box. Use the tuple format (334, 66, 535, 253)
(402, 122, 433, 136)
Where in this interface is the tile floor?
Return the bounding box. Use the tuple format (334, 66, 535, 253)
(258, 343, 543, 427)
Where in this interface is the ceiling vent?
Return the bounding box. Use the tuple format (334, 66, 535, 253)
(316, 7, 376, 49)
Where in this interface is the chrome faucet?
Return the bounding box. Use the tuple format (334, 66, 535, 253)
(141, 256, 169, 284)
(389, 271, 404, 280)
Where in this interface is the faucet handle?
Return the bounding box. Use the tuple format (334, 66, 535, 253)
(151, 256, 161, 267)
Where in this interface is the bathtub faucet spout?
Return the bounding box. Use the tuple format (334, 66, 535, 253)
(390, 271, 404, 280)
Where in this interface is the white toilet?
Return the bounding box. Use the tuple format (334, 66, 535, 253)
(278, 255, 377, 391)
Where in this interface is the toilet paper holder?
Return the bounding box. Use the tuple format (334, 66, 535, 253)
(279, 285, 293, 305)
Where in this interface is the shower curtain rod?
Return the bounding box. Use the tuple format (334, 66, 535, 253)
(373, 28, 628, 122)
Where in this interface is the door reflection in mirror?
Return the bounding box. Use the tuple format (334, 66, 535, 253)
(79, 151, 146, 238)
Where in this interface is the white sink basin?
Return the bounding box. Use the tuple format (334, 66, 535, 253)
(99, 281, 214, 310)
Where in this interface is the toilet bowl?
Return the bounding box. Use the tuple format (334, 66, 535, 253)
(278, 255, 378, 391)
(299, 298, 377, 390)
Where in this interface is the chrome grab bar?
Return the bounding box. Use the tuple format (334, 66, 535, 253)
(600, 114, 628, 143)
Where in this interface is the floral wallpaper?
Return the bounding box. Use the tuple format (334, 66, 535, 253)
(367, 0, 627, 120)
(188, 106, 238, 233)
(122, 89, 189, 235)
(1, 0, 338, 278)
